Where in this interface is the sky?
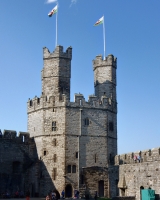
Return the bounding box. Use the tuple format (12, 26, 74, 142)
(0, 0, 160, 155)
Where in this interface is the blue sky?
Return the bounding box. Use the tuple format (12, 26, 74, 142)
(0, 0, 160, 154)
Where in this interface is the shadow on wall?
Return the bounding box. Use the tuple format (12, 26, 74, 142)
(0, 130, 60, 198)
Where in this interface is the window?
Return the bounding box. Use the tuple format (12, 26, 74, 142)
(109, 122, 114, 131)
(72, 165, 76, 173)
(76, 152, 78, 158)
(53, 154, 57, 162)
(44, 151, 46, 156)
(84, 118, 89, 126)
(30, 100, 33, 106)
(95, 154, 97, 163)
(52, 168, 57, 180)
(13, 161, 21, 173)
(53, 108, 55, 112)
(81, 174, 84, 184)
(37, 98, 40, 104)
(67, 165, 71, 173)
(52, 122, 57, 131)
(53, 139, 57, 146)
(46, 96, 47, 102)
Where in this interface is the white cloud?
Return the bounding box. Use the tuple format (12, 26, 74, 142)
(70, 0, 77, 7)
(46, 0, 57, 4)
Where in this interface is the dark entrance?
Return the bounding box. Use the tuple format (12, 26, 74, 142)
(98, 180, 104, 197)
(65, 184, 72, 198)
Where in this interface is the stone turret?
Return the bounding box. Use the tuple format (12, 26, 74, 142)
(42, 45, 72, 102)
(93, 54, 117, 105)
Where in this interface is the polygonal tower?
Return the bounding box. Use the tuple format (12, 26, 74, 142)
(27, 46, 72, 197)
(27, 46, 118, 199)
(93, 54, 117, 160)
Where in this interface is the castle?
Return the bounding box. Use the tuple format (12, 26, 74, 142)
(0, 45, 160, 200)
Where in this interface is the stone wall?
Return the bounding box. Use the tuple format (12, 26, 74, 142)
(0, 130, 37, 196)
(116, 148, 160, 200)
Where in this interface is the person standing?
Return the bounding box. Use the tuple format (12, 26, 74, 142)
(61, 190, 65, 199)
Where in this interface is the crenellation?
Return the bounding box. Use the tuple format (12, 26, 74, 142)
(43, 46, 72, 60)
(115, 147, 160, 165)
(93, 54, 117, 70)
(3, 129, 17, 138)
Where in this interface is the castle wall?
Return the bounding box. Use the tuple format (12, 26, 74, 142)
(0, 131, 37, 196)
(116, 148, 160, 200)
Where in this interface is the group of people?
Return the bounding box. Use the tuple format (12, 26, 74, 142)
(46, 191, 58, 200)
(46, 189, 80, 200)
(133, 155, 141, 162)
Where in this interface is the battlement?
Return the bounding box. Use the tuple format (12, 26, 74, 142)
(67, 93, 116, 111)
(27, 94, 67, 113)
(93, 54, 117, 70)
(115, 147, 160, 165)
(0, 129, 31, 143)
(43, 45, 72, 60)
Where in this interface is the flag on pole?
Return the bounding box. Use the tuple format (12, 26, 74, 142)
(48, 5, 58, 17)
(94, 16, 104, 26)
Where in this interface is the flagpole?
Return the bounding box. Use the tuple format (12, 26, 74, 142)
(103, 15, 106, 60)
(55, 4, 58, 47)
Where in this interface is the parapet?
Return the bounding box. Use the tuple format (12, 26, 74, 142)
(93, 54, 117, 71)
(3, 129, 17, 138)
(43, 45, 72, 60)
(27, 94, 66, 113)
(67, 93, 114, 110)
(0, 129, 31, 143)
(115, 147, 160, 165)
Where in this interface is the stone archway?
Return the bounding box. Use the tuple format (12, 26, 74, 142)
(65, 184, 72, 198)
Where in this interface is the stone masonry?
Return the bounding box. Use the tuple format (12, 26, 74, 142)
(27, 45, 118, 198)
(2, 44, 159, 200)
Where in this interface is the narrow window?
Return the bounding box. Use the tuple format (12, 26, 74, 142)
(22, 135, 25, 142)
(95, 154, 97, 163)
(53, 168, 57, 180)
(37, 98, 40, 104)
(53, 108, 55, 112)
(76, 152, 78, 158)
(85, 118, 89, 126)
(109, 122, 114, 131)
(44, 151, 46, 156)
(149, 150, 151, 156)
(30, 100, 33, 106)
(67, 165, 71, 173)
(54, 154, 57, 162)
(46, 96, 47, 102)
(52, 122, 57, 131)
(53, 138, 57, 146)
(72, 165, 76, 173)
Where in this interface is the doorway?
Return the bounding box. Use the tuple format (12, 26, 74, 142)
(65, 184, 72, 198)
(98, 180, 104, 197)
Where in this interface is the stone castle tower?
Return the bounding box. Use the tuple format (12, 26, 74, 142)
(27, 45, 118, 197)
